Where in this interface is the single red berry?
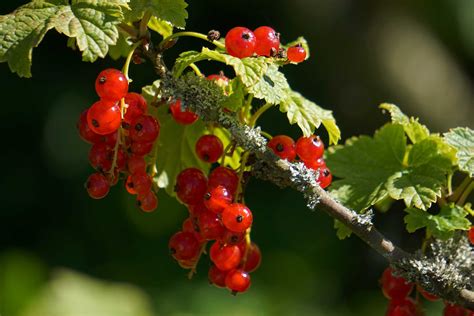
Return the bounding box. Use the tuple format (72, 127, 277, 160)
(304, 157, 326, 170)
(287, 45, 307, 63)
(130, 115, 160, 143)
(468, 227, 474, 245)
(195, 135, 224, 163)
(198, 209, 226, 240)
(219, 230, 246, 246)
(210, 241, 242, 271)
(77, 109, 102, 143)
(381, 267, 413, 301)
(318, 167, 332, 189)
(204, 185, 232, 213)
(225, 269, 251, 293)
(225, 27, 257, 58)
(115, 147, 127, 171)
(208, 265, 229, 288)
(241, 242, 261, 272)
(124, 92, 147, 123)
(207, 74, 230, 88)
(386, 298, 417, 316)
(137, 190, 158, 212)
(417, 285, 439, 301)
(295, 135, 325, 161)
(127, 154, 146, 174)
(87, 100, 121, 135)
(95, 68, 128, 101)
(99, 131, 119, 147)
(182, 217, 204, 243)
(267, 135, 296, 161)
(222, 203, 253, 233)
(125, 175, 137, 195)
(85, 173, 110, 199)
(254, 26, 280, 57)
(188, 200, 208, 217)
(169, 99, 198, 125)
(131, 172, 152, 195)
(168, 231, 201, 261)
(175, 168, 208, 205)
(443, 303, 468, 316)
(130, 141, 154, 156)
(208, 166, 239, 196)
(89, 143, 113, 171)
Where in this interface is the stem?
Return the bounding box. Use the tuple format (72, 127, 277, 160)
(122, 41, 141, 80)
(447, 172, 453, 196)
(242, 228, 252, 265)
(118, 23, 139, 38)
(189, 63, 203, 77)
(221, 142, 234, 166)
(234, 152, 249, 203)
(249, 103, 273, 127)
(188, 242, 207, 279)
(159, 31, 225, 51)
(139, 10, 152, 38)
(108, 98, 126, 178)
(450, 176, 472, 202)
(260, 131, 273, 140)
(457, 182, 474, 206)
(241, 94, 253, 124)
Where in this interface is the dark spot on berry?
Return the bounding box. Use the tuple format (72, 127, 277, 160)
(231, 290, 238, 296)
(122, 122, 130, 129)
(174, 184, 179, 192)
(85, 181, 91, 189)
(136, 200, 142, 207)
(127, 181, 134, 188)
(323, 169, 331, 177)
(169, 247, 176, 255)
(241, 32, 251, 40)
(92, 119, 99, 127)
(135, 123, 143, 131)
(99, 76, 106, 84)
(276, 143, 284, 152)
(204, 192, 211, 200)
(203, 154, 210, 161)
(230, 235, 239, 243)
(236, 215, 243, 223)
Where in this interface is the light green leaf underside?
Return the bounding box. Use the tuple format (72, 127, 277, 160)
(147, 16, 173, 38)
(444, 127, 474, 176)
(125, 0, 188, 28)
(334, 219, 352, 239)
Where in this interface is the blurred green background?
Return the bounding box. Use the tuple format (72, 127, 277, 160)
(0, 0, 473, 315)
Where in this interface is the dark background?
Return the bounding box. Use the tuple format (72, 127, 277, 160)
(0, 0, 473, 315)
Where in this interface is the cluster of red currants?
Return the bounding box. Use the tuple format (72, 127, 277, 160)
(381, 267, 473, 316)
(77, 68, 160, 212)
(225, 26, 307, 63)
(268, 134, 332, 188)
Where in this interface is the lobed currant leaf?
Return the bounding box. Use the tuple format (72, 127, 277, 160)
(444, 127, 474, 177)
(107, 32, 133, 60)
(220, 77, 245, 111)
(125, 0, 188, 28)
(147, 16, 173, 38)
(247, 63, 289, 104)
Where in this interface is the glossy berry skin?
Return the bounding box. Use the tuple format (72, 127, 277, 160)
(443, 304, 468, 316)
(208, 166, 239, 196)
(86, 173, 110, 199)
(169, 99, 198, 125)
(175, 168, 208, 205)
(198, 210, 226, 240)
(242, 242, 261, 272)
(137, 190, 158, 212)
(381, 267, 413, 300)
(195, 135, 224, 163)
(130, 115, 160, 143)
(130, 172, 152, 195)
(469, 227, 474, 245)
(77, 109, 102, 143)
(267, 135, 296, 161)
(219, 230, 245, 246)
(417, 286, 439, 301)
(254, 26, 280, 57)
(95, 68, 128, 101)
(304, 157, 326, 170)
(210, 241, 242, 271)
(127, 155, 146, 175)
(130, 141, 154, 156)
(188, 200, 208, 217)
(225, 269, 251, 293)
(168, 231, 201, 261)
(386, 298, 417, 316)
(318, 167, 332, 189)
(208, 265, 228, 288)
(87, 100, 121, 135)
(287, 45, 307, 63)
(125, 175, 137, 195)
(204, 185, 232, 213)
(182, 217, 204, 243)
(89, 143, 113, 171)
(207, 74, 230, 88)
(225, 27, 256, 58)
(296, 135, 325, 162)
(222, 203, 253, 233)
(124, 92, 147, 123)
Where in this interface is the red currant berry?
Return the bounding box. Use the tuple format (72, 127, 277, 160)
(131, 172, 152, 195)
(169, 231, 201, 261)
(208, 265, 229, 288)
(254, 26, 280, 57)
(124, 92, 147, 123)
(381, 267, 413, 300)
(207, 74, 230, 88)
(188, 200, 208, 217)
(242, 242, 261, 272)
(219, 230, 246, 246)
(125, 175, 137, 195)
(89, 143, 113, 171)
(87, 100, 121, 135)
(296, 135, 325, 161)
(169, 99, 198, 125)
(95, 68, 128, 101)
(99, 131, 119, 147)
(85, 173, 110, 199)
(443, 303, 468, 316)
(130, 141, 154, 156)
(175, 168, 208, 205)
(386, 298, 417, 316)
(204, 185, 232, 213)
(198, 209, 226, 240)
(469, 226, 474, 245)
(267, 135, 296, 161)
(127, 154, 146, 174)
(318, 167, 332, 189)
(77, 109, 102, 143)
(210, 241, 242, 271)
(225, 27, 256, 58)
(208, 166, 239, 196)
(222, 203, 253, 233)
(195, 135, 224, 163)
(416, 286, 439, 301)
(182, 217, 203, 242)
(137, 190, 158, 212)
(130, 115, 160, 143)
(225, 269, 251, 293)
(287, 45, 307, 63)
(304, 157, 326, 170)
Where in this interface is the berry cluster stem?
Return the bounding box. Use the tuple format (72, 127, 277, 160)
(159, 31, 226, 51)
(249, 102, 273, 127)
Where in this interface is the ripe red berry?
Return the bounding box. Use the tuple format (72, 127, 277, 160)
(89, 143, 113, 171)
(169, 99, 198, 125)
(87, 100, 122, 135)
(198, 209, 226, 240)
(124, 92, 147, 123)
(381, 267, 413, 301)
(77, 109, 102, 143)
(241, 242, 261, 272)
(99, 131, 119, 147)
(188, 200, 208, 217)
(130, 141, 154, 156)
(125, 175, 137, 195)
(175, 168, 208, 205)
(318, 167, 332, 189)
(207, 74, 230, 88)
(469, 227, 474, 245)
(95, 68, 128, 101)
(443, 303, 468, 316)
(225, 269, 251, 293)
(127, 154, 146, 174)
(225, 27, 257, 58)
(210, 241, 242, 271)
(219, 230, 246, 245)
(386, 298, 417, 316)
(137, 190, 158, 212)
(208, 265, 229, 288)
(417, 286, 439, 301)
(182, 217, 203, 242)
(169, 231, 201, 261)
(131, 172, 152, 195)
(195, 135, 224, 163)
(304, 157, 326, 170)
(208, 166, 239, 196)
(204, 185, 232, 213)
(129, 115, 160, 143)
(86, 173, 110, 199)
(254, 26, 280, 57)
(295, 135, 325, 161)
(222, 203, 253, 233)
(287, 45, 307, 63)
(267, 135, 296, 161)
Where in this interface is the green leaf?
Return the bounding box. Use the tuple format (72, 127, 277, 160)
(379, 103, 429, 144)
(212, 127, 242, 170)
(220, 77, 245, 111)
(404, 203, 471, 239)
(334, 219, 352, 239)
(147, 16, 173, 37)
(107, 33, 132, 60)
(444, 127, 474, 176)
(0, 0, 127, 77)
(126, 0, 188, 28)
(247, 64, 289, 104)
(279, 89, 341, 144)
